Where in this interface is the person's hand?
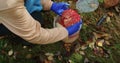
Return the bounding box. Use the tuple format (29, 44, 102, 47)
(63, 20, 82, 43)
(66, 20, 82, 36)
(50, 2, 69, 16)
(56, 19, 82, 36)
(56, 19, 82, 43)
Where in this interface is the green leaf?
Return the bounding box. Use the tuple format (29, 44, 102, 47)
(69, 53, 83, 63)
(98, 0, 104, 3)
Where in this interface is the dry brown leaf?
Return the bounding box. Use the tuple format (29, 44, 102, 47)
(79, 51, 85, 55)
(58, 55, 62, 61)
(64, 43, 72, 52)
(107, 12, 114, 17)
(104, 0, 119, 8)
(101, 33, 109, 37)
(93, 32, 102, 39)
(105, 41, 111, 45)
(115, 6, 120, 12)
(44, 59, 52, 63)
(26, 54, 32, 59)
(102, 33, 111, 40)
(93, 47, 104, 57)
(68, 1, 76, 9)
(81, 45, 87, 50)
(104, 35, 112, 40)
(74, 43, 81, 52)
(93, 32, 110, 39)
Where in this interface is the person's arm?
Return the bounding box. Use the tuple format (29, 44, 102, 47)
(0, 4, 68, 44)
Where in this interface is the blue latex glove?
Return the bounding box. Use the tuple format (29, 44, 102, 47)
(25, 0, 43, 13)
(66, 20, 82, 36)
(50, 2, 70, 16)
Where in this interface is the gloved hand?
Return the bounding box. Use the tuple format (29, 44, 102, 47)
(66, 20, 82, 36)
(50, 2, 70, 16)
(62, 20, 82, 43)
(56, 19, 82, 36)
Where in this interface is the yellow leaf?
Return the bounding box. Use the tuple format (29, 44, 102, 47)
(48, 56, 54, 61)
(106, 17, 111, 23)
(97, 39, 105, 47)
(89, 42, 95, 48)
(8, 49, 13, 56)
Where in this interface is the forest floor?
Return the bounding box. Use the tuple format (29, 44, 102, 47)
(0, 0, 120, 63)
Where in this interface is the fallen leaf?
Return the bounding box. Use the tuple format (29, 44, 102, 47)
(101, 33, 109, 37)
(8, 49, 13, 56)
(47, 56, 54, 61)
(93, 32, 102, 39)
(93, 32, 110, 39)
(44, 59, 52, 63)
(96, 39, 105, 47)
(84, 58, 89, 63)
(104, 0, 119, 8)
(89, 42, 95, 49)
(13, 51, 19, 59)
(102, 33, 111, 40)
(107, 12, 114, 17)
(58, 55, 62, 61)
(74, 43, 81, 52)
(93, 47, 99, 55)
(115, 6, 120, 12)
(45, 53, 54, 56)
(26, 54, 32, 59)
(106, 17, 111, 23)
(81, 45, 87, 50)
(68, 1, 76, 9)
(79, 51, 85, 55)
(45, 53, 54, 61)
(105, 41, 111, 45)
(23, 46, 27, 49)
(64, 43, 72, 52)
